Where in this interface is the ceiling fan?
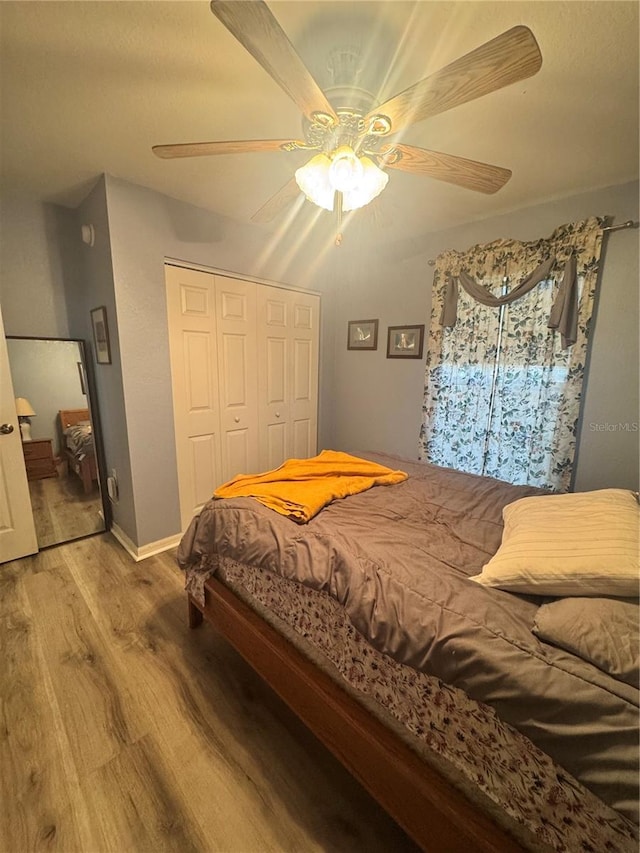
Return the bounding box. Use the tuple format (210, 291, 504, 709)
(153, 1, 542, 229)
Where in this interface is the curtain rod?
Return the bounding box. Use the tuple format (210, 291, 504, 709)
(602, 219, 639, 233)
(426, 219, 639, 266)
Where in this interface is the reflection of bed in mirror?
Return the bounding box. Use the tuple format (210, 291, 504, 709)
(59, 408, 98, 494)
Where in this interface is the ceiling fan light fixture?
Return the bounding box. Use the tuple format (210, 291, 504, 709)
(161, 8, 543, 224)
(296, 146, 389, 213)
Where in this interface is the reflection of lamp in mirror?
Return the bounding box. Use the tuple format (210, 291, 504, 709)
(15, 397, 36, 441)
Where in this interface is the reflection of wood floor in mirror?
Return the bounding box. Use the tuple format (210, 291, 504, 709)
(1, 534, 418, 853)
(28, 472, 104, 548)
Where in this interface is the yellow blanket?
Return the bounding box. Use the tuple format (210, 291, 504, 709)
(214, 450, 408, 523)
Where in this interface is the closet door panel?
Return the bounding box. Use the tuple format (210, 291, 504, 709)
(265, 422, 287, 470)
(191, 434, 218, 507)
(290, 292, 319, 458)
(220, 333, 249, 407)
(165, 266, 222, 531)
(293, 338, 312, 402)
(215, 277, 259, 480)
(258, 287, 319, 467)
(184, 332, 213, 411)
(292, 418, 313, 459)
(263, 335, 289, 468)
(257, 287, 290, 470)
(225, 428, 253, 482)
(266, 337, 287, 404)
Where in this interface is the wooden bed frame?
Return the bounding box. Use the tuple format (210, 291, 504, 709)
(58, 408, 98, 495)
(188, 577, 526, 853)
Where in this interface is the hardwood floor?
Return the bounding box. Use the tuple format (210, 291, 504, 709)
(28, 473, 104, 548)
(1, 533, 419, 852)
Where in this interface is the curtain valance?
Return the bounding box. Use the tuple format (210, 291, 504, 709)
(439, 255, 579, 348)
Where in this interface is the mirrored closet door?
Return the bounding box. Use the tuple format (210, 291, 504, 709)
(7, 336, 106, 548)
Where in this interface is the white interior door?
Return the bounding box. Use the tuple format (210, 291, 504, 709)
(257, 286, 290, 470)
(167, 265, 319, 529)
(0, 307, 38, 563)
(215, 276, 259, 481)
(165, 265, 223, 532)
(257, 287, 319, 468)
(289, 291, 319, 459)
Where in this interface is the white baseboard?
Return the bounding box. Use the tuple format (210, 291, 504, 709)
(110, 523, 182, 562)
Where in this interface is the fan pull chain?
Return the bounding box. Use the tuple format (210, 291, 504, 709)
(335, 191, 343, 247)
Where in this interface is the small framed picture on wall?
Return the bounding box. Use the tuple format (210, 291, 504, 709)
(90, 305, 112, 364)
(386, 324, 425, 359)
(347, 319, 378, 351)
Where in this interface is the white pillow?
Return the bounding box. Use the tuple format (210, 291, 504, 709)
(470, 489, 639, 597)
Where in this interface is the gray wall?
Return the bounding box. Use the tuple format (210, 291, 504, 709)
(329, 181, 639, 492)
(73, 176, 135, 538)
(0, 194, 77, 338)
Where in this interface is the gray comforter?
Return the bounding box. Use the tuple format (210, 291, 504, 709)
(177, 452, 639, 823)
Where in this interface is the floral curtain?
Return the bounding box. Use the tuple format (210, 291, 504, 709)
(419, 217, 605, 491)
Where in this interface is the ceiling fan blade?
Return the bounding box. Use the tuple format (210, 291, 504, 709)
(152, 139, 304, 159)
(380, 144, 511, 194)
(251, 177, 302, 223)
(210, 0, 339, 125)
(366, 26, 542, 133)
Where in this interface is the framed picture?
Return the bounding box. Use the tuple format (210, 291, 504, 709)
(90, 306, 112, 364)
(386, 324, 425, 359)
(347, 319, 378, 351)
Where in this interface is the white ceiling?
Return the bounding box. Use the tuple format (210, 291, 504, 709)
(1, 1, 638, 243)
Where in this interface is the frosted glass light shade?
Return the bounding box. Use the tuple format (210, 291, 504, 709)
(295, 148, 388, 213)
(328, 146, 364, 192)
(295, 153, 334, 211)
(15, 397, 36, 417)
(342, 156, 388, 212)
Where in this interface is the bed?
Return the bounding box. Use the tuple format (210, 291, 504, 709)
(59, 408, 98, 494)
(177, 451, 639, 853)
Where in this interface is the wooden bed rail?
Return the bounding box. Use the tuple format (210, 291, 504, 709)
(189, 581, 526, 853)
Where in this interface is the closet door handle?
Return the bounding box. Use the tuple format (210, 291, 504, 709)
(0, 423, 14, 434)
(275, 412, 281, 418)
(234, 416, 240, 423)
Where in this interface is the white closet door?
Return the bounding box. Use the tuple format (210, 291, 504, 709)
(215, 276, 260, 481)
(165, 266, 222, 531)
(167, 266, 319, 529)
(257, 287, 319, 470)
(257, 286, 290, 471)
(289, 291, 319, 459)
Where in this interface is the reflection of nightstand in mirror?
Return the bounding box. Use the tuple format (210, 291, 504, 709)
(22, 438, 57, 481)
